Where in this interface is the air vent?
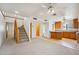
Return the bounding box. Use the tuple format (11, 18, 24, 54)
(33, 18, 37, 20)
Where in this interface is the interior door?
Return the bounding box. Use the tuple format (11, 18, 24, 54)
(35, 22, 40, 37)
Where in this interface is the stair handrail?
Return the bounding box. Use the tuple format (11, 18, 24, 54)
(14, 19, 20, 43)
(22, 25, 29, 41)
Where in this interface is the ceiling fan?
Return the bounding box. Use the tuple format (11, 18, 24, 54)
(41, 3, 56, 16)
(47, 3, 56, 16)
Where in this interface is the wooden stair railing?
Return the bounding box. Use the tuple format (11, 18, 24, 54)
(14, 20, 20, 43)
(22, 25, 29, 41)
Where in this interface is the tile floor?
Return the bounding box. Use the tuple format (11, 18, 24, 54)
(0, 38, 79, 55)
(45, 38, 79, 50)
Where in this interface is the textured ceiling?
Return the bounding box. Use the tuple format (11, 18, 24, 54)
(0, 3, 79, 19)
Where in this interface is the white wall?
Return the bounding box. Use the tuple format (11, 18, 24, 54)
(17, 19, 23, 27)
(0, 21, 6, 47)
(0, 11, 4, 20)
(32, 20, 37, 38)
(42, 21, 49, 38)
(5, 17, 14, 40)
(0, 11, 6, 47)
(49, 18, 55, 31)
(65, 4, 78, 19)
(6, 22, 14, 39)
(31, 18, 50, 38)
(62, 19, 73, 30)
(23, 17, 30, 39)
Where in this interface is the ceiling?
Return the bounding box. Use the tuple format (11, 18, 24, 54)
(0, 3, 79, 19)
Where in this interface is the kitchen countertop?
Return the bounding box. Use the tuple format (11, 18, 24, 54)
(50, 29, 79, 32)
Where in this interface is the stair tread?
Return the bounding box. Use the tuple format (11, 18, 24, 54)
(19, 32, 26, 33)
(20, 34, 26, 35)
(19, 36, 27, 38)
(17, 25, 29, 42)
(20, 36, 27, 38)
(19, 39, 28, 41)
(20, 37, 28, 38)
(19, 32, 25, 33)
(19, 40, 29, 43)
(20, 38, 28, 40)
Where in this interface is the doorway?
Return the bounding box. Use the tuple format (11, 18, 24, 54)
(6, 22, 14, 40)
(31, 20, 49, 38)
(35, 22, 41, 37)
(32, 21, 41, 38)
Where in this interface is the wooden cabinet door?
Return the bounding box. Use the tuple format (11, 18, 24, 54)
(50, 32, 57, 39)
(57, 32, 62, 39)
(55, 21, 61, 29)
(63, 32, 69, 38)
(69, 32, 76, 39)
(63, 32, 76, 39)
(50, 32, 62, 39)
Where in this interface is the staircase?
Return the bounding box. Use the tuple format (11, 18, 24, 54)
(18, 25, 29, 42)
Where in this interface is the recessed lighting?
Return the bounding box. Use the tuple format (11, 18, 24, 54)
(15, 10, 19, 14)
(41, 5, 47, 8)
(42, 5, 47, 8)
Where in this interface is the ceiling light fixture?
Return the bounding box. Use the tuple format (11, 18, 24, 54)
(41, 4, 47, 8)
(42, 5, 47, 8)
(15, 10, 19, 14)
(47, 3, 56, 16)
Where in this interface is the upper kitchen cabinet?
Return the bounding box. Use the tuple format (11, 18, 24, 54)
(55, 21, 61, 30)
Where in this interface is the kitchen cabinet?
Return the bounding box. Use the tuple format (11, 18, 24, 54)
(62, 32, 76, 40)
(76, 32, 79, 43)
(50, 31, 76, 40)
(55, 21, 61, 29)
(50, 31, 62, 39)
